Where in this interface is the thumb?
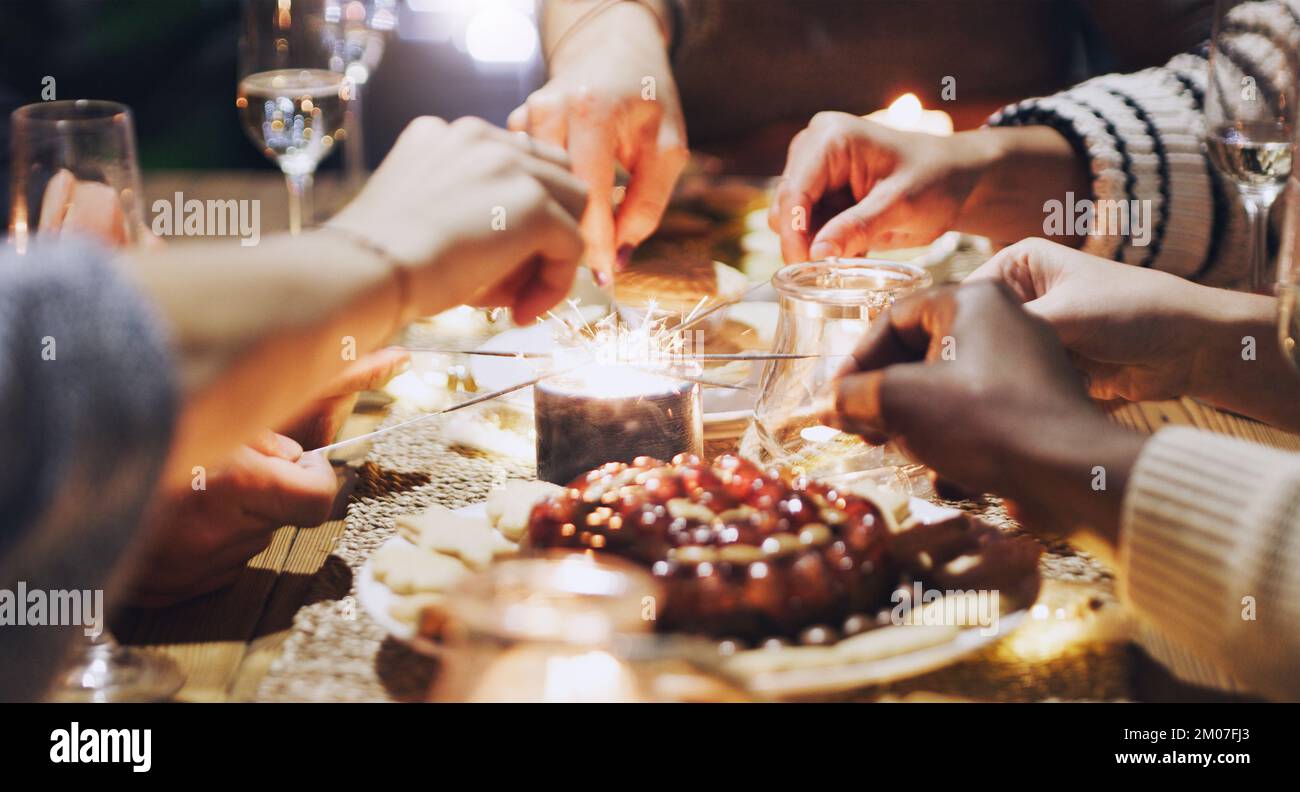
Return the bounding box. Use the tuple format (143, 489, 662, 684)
(830, 363, 926, 444)
(809, 176, 906, 260)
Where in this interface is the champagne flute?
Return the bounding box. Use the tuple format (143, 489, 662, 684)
(238, 0, 350, 235)
(1205, 0, 1296, 293)
(320, 0, 398, 192)
(8, 99, 185, 701)
(8, 100, 147, 252)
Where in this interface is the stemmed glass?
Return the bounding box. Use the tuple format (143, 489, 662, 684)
(320, 0, 398, 192)
(238, 0, 351, 234)
(8, 100, 147, 251)
(8, 99, 185, 701)
(1205, 0, 1296, 293)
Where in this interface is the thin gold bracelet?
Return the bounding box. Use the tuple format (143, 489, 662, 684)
(321, 224, 416, 333)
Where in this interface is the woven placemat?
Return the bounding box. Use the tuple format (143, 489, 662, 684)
(256, 406, 1128, 703)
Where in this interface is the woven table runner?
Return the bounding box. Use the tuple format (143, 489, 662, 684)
(256, 406, 1130, 703)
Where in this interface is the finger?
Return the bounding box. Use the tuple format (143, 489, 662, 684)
(506, 102, 528, 132)
(837, 289, 950, 377)
(317, 347, 411, 398)
(809, 176, 907, 259)
(833, 363, 928, 443)
(614, 126, 688, 250)
(768, 129, 808, 235)
(965, 248, 1041, 304)
(63, 180, 128, 246)
(516, 155, 590, 222)
(37, 169, 77, 234)
(772, 130, 832, 263)
(504, 129, 572, 170)
(514, 253, 580, 324)
(223, 449, 341, 527)
(566, 99, 620, 279)
(247, 429, 303, 461)
(524, 91, 569, 151)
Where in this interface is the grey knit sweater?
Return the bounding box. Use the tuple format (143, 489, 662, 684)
(990, 0, 1299, 287)
(0, 240, 176, 702)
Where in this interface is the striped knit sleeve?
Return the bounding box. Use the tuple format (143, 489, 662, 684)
(989, 0, 1300, 288)
(1119, 427, 1300, 700)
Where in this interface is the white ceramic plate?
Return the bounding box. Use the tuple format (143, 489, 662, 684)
(357, 498, 1034, 697)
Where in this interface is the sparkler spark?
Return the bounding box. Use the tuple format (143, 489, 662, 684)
(316, 290, 808, 454)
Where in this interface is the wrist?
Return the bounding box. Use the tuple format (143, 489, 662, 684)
(548, 2, 670, 72)
(1187, 289, 1297, 424)
(957, 126, 1090, 245)
(1004, 408, 1146, 547)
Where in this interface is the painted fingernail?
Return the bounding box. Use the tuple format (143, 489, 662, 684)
(809, 241, 839, 261)
(615, 244, 634, 271)
(593, 268, 611, 287)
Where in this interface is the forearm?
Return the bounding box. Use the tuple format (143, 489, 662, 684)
(1004, 411, 1147, 547)
(1119, 427, 1300, 699)
(123, 231, 415, 487)
(956, 126, 1090, 246)
(1186, 291, 1300, 432)
(542, 0, 670, 69)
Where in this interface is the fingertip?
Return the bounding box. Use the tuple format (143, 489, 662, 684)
(809, 239, 840, 261)
(506, 104, 527, 132)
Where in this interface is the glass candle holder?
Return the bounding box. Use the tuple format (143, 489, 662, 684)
(534, 364, 703, 485)
(429, 553, 662, 703)
(740, 258, 931, 483)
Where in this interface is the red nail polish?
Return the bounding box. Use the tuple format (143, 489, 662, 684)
(616, 245, 633, 271)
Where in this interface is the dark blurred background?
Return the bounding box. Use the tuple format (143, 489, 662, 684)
(0, 0, 1215, 219)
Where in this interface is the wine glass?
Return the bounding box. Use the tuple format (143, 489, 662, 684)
(7, 99, 185, 701)
(238, 0, 351, 234)
(320, 0, 398, 192)
(1205, 0, 1297, 293)
(8, 100, 147, 253)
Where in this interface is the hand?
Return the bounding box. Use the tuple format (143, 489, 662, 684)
(127, 348, 406, 604)
(770, 114, 990, 263)
(328, 116, 589, 324)
(966, 238, 1300, 431)
(126, 432, 339, 605)
(829, 280, 1145, 542)
(508, 4, 688, 281)
(279, 346, 410, 450)
(37, 169, 160, 249)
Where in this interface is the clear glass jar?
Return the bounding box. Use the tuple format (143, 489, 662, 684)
(740, 258, 931, 485)
(429, 553, 664, 702)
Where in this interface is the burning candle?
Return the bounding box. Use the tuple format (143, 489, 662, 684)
(534, 364, 703, 485)
(867, 93, 954, 136)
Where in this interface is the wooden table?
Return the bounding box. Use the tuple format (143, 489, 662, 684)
(112, 171, 1300, 701)
(112, 396, 1299, 701)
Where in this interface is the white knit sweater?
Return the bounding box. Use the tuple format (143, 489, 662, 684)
(990, 1, 1300, 697)
(1122, 428, 1300, 700)
(990, 0, 1300, 288)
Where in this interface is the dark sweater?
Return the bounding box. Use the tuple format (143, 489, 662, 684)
(0, 240, 176, 702)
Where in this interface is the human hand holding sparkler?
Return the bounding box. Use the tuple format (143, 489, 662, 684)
(329, 116, 590, 324)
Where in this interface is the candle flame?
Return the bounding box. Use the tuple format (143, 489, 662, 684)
(887, 93, 924, 128)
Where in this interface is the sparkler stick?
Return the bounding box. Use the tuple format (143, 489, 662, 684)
(310, 372, 561, 455)
(666, 280, 770, 339)
(397, 348, 555, 359)
(397, 348, 820, 362)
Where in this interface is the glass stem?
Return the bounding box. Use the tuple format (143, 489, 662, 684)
(345, 80, 367, 195)
(1241, 189, 1276, 294)
(285, 171, 314, 236)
